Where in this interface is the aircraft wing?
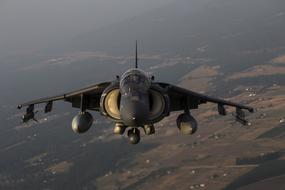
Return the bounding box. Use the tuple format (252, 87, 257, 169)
(158, 83, 254, 125)
(17, 82, 111, 110)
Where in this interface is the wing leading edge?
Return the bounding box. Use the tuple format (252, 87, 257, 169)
(17, 82, 111, 109)
(158, 83, 254, 125)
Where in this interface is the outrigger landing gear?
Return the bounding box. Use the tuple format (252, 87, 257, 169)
(127, 128, 141, 145)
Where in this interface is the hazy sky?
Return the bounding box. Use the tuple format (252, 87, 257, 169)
(0, 0, 173, 56)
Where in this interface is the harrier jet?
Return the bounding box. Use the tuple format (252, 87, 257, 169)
(18, 42, 254, 144)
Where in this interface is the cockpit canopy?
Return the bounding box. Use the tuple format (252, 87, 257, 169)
(120, 69, 150, 95)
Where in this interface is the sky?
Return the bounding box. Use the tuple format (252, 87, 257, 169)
(0, 0, 173, 56)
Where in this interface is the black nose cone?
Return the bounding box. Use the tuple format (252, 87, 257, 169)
(120, 100, 148, 126)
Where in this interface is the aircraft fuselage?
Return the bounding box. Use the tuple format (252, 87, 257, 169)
(119, 69, 151, 126)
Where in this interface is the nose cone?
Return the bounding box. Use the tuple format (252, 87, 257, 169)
(120, 98, 148, 126)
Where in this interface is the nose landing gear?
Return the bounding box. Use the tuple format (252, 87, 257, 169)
(127, 128, 141, 145)
(115, 124, 154, 144)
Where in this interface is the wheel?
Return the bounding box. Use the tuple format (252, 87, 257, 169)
(128, 128, 141, 144)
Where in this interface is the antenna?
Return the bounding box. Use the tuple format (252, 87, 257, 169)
(135, 40, 138, 69)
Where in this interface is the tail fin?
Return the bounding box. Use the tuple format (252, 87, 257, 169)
(135, 40, 138, 69)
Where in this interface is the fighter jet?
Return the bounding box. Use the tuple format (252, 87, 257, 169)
(18, 42, 254, 144)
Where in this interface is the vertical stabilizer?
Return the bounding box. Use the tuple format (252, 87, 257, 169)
(135, 40, 138, 69)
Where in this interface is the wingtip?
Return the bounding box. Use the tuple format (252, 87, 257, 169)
(17, 105, 22, 109)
